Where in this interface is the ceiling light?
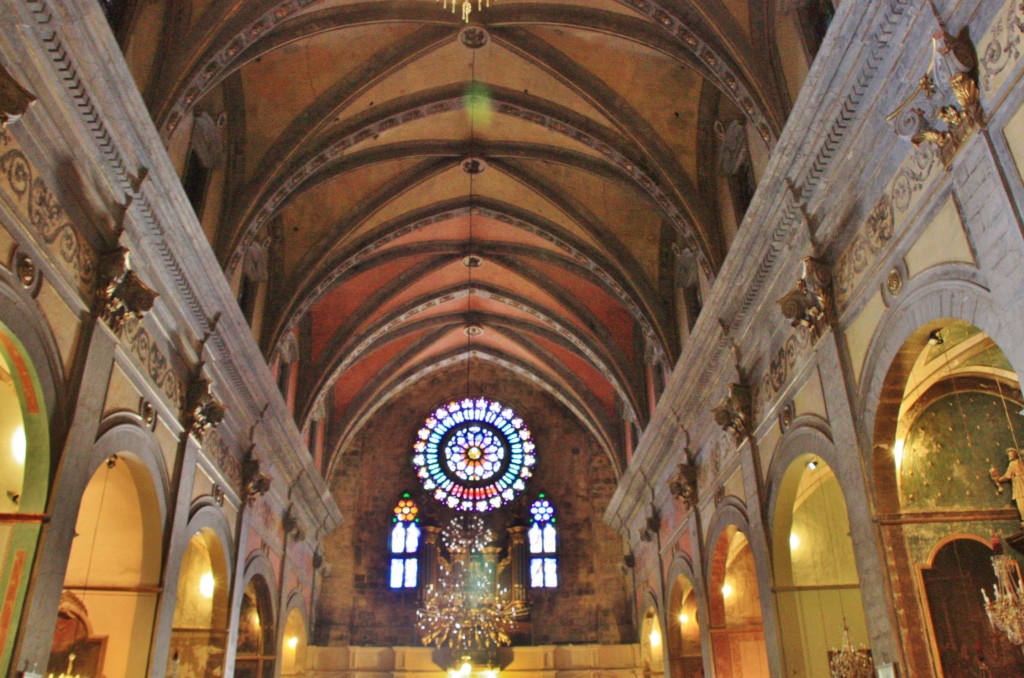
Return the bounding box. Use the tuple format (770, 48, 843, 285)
(721, 583, 733, 598)
(806, 459, 818, 470)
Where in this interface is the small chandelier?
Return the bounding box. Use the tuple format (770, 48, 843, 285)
(828, 625, 874, 678)
(439, 0, 493, 23)
(983, 554, 1024, 646)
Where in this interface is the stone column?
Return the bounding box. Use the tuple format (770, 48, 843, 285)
(147, 434, 203, 677)
(12, 319, 116, 673)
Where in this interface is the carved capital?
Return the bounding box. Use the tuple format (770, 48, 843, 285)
(712, 383, 751, 443)
(668, 462, 698, 508)
(778, 256, 833, 336)
(0, 64, 36, 130)
(640, 512, 660, 542)
(888, 29, 983, 169)
(283, 507, 305, 541)
(185, 375, 225, 440)
(96, 248, 158, 333)
(242, 455, 272, 504)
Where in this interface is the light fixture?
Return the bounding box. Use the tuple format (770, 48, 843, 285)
(199, 572, 215, 598)
(648, 627, 661, 647)
(720, 583, 733, 598)
(828, 625, 875, 678)
(679, 612, 689, 625)
(806, 459, 818, 470)
(892, 439, 904, 471)
(789, 532, 800, 550)
(438, 0, 494, 23)
(287, 636, 299, 650)
(11, 425, 25, 464)
(983, 554, 1024, 646)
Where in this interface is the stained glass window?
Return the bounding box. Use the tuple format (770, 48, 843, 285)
(412, 398, 536, 512)
(529, 495, 557, 588)
(389, 494, 420, 589)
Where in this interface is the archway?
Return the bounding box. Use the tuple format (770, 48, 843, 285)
(235, 575, 277, 677)
(667, 575, 703, 676)
(47, 453, 163, 677)
(708, 527, 769, 677)
(168, 529, 230, 676)
(773, 456, 868, 676)
(280, 606, 307, 676)
(640, 606, 665, 677)
(0, 324, 50, 670)
(871, 319, 1024, 674)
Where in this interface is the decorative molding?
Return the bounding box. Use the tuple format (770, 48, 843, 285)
(203, 429, 243, 490)
(979, 0, 1024, 96)
(0, 63, 36, 129)
(777, 256, 833, 337)
(752, 330, 811, 424)
(0, 132, 96, 295)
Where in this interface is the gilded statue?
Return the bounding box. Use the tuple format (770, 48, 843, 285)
(990, 447, 1024, 526)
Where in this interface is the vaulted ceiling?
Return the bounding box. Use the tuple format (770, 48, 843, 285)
(141, 0, 795, 476)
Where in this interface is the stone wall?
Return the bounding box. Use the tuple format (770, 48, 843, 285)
(316, 362, 633, 648)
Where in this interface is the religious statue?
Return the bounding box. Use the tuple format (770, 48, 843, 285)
(990, 447, 1024, 526)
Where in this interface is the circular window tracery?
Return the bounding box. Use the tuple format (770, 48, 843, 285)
(412, 398, 536, 511)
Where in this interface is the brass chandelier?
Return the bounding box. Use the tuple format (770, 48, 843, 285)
(417, 517, 518, 651)
(437, 0, 494, 23)
(982, 554, 1024, 647)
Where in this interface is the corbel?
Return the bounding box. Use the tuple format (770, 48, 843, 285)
(95, 247, 159, 333)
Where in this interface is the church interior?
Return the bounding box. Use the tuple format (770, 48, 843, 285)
(4, 0, 1024, 676)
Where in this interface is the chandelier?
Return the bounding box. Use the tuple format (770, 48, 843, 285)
(438, 0, 494, 23)
(828, 625, 874, 678)
(418, 517, 518, 650)
(983, 554, 1024, 646)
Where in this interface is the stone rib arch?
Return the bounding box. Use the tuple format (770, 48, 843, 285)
(327, 347, 619, 481)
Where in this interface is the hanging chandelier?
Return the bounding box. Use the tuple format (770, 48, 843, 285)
(983, 554, 1024, 647)
(438, 0, 493, 23)
(417, 517, 518, 651)
(828, 625, 874, 678)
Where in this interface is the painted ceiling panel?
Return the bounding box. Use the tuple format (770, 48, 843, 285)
(279, 155, 427, 274)
(240, 24, 423, 176)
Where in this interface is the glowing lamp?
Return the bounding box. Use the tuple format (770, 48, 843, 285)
(199, 572, 215, 598)
(11, 426, 25, 464)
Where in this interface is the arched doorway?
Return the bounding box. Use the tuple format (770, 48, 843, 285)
(872, 319, 1024, 674)
(773, 456, 869, 676)
(168, 529, 230, 676)
(0, 325, 50, 671)
(667, 575, 703, 676)
(708, 527, 769, 677)
(641, 606, 665, 677)
(280, 606, 307, 676)
(235, 575, 276, 677)
(47, 453, 163, 676)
